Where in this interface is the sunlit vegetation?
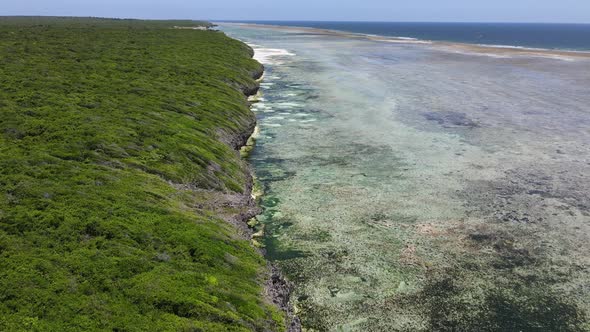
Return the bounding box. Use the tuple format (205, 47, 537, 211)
(0, 17, 282, 331)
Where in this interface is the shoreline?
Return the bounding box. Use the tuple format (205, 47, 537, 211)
(218, 22, 590, 60)
(237, 45, 301, 332)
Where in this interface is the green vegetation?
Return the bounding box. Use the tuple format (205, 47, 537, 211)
(0, 17, 282, 331)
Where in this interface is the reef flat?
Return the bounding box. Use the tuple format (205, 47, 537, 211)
(221, 23, 590, 331)
(0, 17, 289, 331)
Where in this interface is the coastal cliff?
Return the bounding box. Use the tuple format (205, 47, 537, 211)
(234, 47, 302, 332)
(0, 17, 292, 331)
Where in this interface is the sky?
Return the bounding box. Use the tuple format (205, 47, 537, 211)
(2, 0, 590, 23)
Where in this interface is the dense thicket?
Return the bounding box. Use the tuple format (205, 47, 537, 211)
(0, 17, 280, 331)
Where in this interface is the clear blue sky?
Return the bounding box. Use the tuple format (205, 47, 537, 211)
(3, 0, 590, 23)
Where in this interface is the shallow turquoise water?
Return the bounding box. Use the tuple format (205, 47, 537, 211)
(221, 24, 590, 331)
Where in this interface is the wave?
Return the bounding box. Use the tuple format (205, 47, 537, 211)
(246, 43, 295, 64)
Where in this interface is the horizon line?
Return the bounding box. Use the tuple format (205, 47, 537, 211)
(1, 15, 589, 25)
(213, 19, 590, 25)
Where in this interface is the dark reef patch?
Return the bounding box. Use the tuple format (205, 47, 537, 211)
(264, 236, 308, 261)
(412, 267, 587, 332)
(423, 111, 480, 128)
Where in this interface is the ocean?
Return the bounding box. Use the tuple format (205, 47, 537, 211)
(219, 23, 590, 331)
(230, 21, 590, 51)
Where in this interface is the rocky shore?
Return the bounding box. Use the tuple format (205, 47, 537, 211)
(231, 47, 301, 332)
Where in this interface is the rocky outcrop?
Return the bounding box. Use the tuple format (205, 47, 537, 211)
(227, 51, 301, 332)
(266, 265, 302, 332)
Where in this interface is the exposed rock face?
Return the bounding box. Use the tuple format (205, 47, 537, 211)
(266, 265, 302, 332)
(241, 64, 265, 96)
(226, 53, 301, 332)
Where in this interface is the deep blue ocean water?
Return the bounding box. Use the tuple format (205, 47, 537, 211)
(230, 21, 590, 51)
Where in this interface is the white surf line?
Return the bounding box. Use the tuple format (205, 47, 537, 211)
(247, 44, 296, 65)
